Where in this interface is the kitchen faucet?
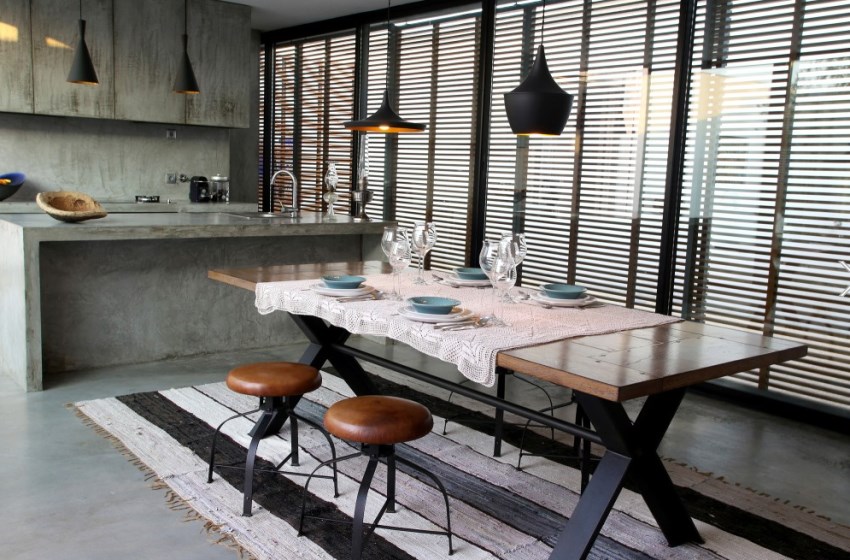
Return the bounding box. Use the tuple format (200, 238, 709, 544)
(269, 167, 299, 215)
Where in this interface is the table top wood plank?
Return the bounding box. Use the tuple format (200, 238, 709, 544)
(209, 261, 808, 402)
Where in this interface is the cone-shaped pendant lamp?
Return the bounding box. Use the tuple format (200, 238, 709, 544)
(174, 34, 200, 94)
(344, 89, 426, 133)
(67, 2, 98, 85)
(343, 0, 425, 133)
(174, 1, 200, 94)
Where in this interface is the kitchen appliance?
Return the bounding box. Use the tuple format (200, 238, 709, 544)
(189, 176, 210, 202)
(210, 174, 230, 203)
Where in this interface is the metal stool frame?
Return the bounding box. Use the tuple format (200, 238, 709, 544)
(207, 395, 339, 516)
(299, 443, 453, 559)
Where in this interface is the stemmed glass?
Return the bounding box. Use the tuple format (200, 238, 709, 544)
(387, 231, 411, 301)
(492, 254, 517, 323)
(411, 221, 437, 285)
(499, 233, 527, 267)
(499, 233, 526, 301)
(479, 239, 508, 326)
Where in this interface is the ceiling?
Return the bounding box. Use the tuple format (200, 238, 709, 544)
(231, 0, 424, 32)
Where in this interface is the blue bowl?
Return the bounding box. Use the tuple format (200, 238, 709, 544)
(408, 296, 461, 315)
(322, 275, 366, 289)
(0, 172, 26, 202)
(454, 267, 489, 281)
(541, 283, 587, 299)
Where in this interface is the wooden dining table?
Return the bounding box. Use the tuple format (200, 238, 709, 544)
(209, 260, 807, 560)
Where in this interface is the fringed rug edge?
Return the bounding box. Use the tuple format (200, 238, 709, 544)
(68, 402, 257, 560)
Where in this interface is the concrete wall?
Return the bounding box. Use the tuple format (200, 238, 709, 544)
(38, 234, 367, 382)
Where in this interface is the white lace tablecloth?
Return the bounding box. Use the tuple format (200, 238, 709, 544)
(255, 273, 680, 387)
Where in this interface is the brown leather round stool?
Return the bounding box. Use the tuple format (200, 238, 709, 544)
(299, 396, 453, 559)
(207, 362, 339, 517)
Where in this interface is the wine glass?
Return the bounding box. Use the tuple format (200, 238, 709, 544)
(387, 232, 411, 300)
(499, 233, 527, 266)
(479, 239, 506, 326)
(381, 226, 403, 258)
(411, 221, 438, 285)
(492, 254, 517, 321)
(499, 233, 526, 301)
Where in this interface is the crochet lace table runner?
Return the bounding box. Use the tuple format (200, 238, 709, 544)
(255, 273, 680, 387)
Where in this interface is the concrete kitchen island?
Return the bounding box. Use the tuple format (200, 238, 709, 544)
(0, 211, 387, 391)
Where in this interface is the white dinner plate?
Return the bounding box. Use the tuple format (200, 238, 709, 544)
(310, 283, 375, 297)
(532, 293, 597, 307)
(398, 306, 472, 323)
(447, 272, 491, 287)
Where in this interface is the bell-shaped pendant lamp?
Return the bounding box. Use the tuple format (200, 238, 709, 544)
(174, 1, 200, 94)
(344, 89, 426, 133)
(504, 44, 573, 136)
(343, 0, 425, 133)
(67, 2, 98, 85)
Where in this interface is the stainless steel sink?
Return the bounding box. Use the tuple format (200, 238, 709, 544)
(224, 209, 298, 219)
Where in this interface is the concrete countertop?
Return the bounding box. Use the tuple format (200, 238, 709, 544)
(0, 201, 259, 214)
(0, 210, 389, 241)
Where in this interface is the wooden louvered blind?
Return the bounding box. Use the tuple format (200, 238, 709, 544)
(261, 34, 355, 212)
(678, 0, 850, 409)
(364, 14, 480, 271)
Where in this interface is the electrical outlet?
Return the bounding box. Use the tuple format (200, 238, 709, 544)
(166, 129, 177, 140)
(166, 172, 177, 184)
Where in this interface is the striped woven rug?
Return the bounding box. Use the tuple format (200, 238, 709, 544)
(74, 367, 850, 560)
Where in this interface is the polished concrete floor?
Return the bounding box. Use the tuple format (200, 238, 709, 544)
(1, 339, 848, 559)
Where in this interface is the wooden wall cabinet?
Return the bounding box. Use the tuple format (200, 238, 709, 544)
(113, 0, 185, 124)
(31, 0, 114, 118)
(186, 0, 251, 128)
(0, 0, 34, 113)
(2, 0, 251, 128)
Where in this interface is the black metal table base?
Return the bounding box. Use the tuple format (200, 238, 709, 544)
(284, 312, 702, 560)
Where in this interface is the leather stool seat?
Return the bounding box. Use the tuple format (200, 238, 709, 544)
(226, 362, 321, 397)
(324, 395, 433, 445)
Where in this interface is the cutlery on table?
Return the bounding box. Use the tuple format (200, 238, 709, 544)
(337, 291, 385, 302)
(439, 316, 494, 331)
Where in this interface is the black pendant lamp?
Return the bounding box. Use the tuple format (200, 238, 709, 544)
(174, 0, 200, 94)
(504, 2, 573, 136)
(67, 0, 98, 85)
(343, 0, 425, 133)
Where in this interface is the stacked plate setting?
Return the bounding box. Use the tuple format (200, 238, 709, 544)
(533, 283, 596, 307)
(311, 275, 375, 297)
(445, 267, 490, 287)
(400, 296, 471, 323)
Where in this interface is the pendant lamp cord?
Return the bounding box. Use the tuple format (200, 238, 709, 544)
(79, 0, 82, 18)
(541, 0, 546, 44)
(385, 0, 391, 87)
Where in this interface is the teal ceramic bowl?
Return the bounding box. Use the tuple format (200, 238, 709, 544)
(0, 172, 26, 202)
(540, 283, 587, 299)
(454, 267, 489, 281)
(408, 296, 461, 314)
(322, 275, 366, 289)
